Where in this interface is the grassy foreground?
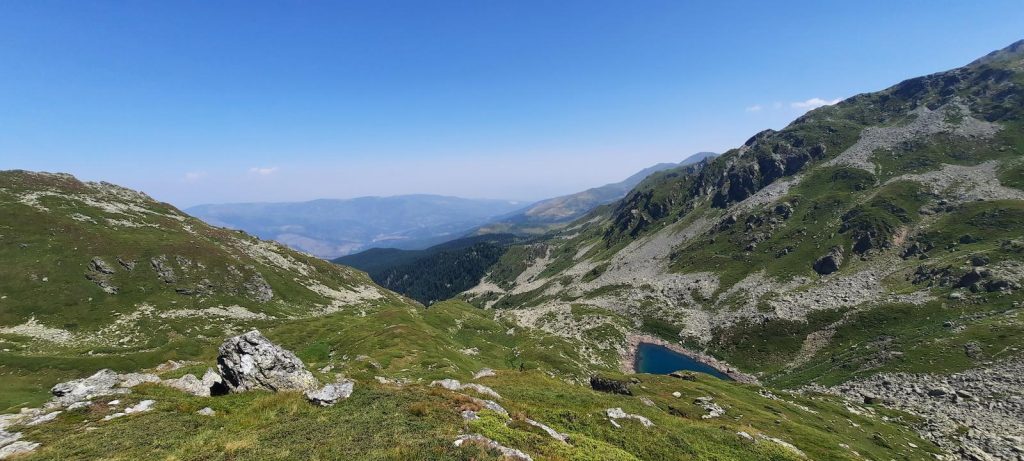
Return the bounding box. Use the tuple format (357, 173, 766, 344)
(3, 300, 942, 460)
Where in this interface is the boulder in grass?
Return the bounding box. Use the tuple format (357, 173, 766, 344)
(589, 376, 632, 395)
(305, 380, 354, 406)
(813, 246, 844, 275)
(217, 330, 318, 393)
(50, 369, 126, 406)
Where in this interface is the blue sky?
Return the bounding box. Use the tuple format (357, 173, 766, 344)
(1, 1, 1022, 207)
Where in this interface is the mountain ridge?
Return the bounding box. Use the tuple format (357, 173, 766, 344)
(460, 39, 1024, 458)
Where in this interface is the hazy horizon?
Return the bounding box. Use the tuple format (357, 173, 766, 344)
(2, 1, 1023, 207)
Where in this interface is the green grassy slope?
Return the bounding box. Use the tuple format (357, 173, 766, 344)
(0, 170, 405, 409)
(7, 302, 940, 460)
(0, 171, 943, 460)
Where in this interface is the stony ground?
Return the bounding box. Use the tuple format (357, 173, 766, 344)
(807, 354, 1024, 461)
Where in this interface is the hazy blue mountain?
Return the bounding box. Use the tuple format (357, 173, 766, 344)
(474, 152, 717, 235)
(186, 195, 525, 258)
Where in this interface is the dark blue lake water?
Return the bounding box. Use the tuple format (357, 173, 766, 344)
(633, 342, 732, 380)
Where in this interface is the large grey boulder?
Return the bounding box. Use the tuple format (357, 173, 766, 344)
(305, 379, 354, 406)
(243, 273, 274, 302)
(813, 246, 844, 275)
(589, 376, 631, 395)
(217, 330, 318, 392)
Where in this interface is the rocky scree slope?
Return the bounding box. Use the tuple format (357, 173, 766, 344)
(462, 40, 1024, 459)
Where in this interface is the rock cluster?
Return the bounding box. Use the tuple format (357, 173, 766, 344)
(0, 436, 39, 459)
(0, 367, 168, 458)
(694, 397, 725, 419)
(150, 255, 177, 283)
(0, 331, 354, 458)
(85, 256, 119, 294)
(912, 262, 1020, 293)
(117, 257, 136, 271)
(50, 369, 127, 407)
(243, 273, 274, 302)
(89, 257, 116, 275)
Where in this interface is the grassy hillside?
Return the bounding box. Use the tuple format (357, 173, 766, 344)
(0, 171, 945, 460)
(0, 170, 406, 409)
(7, 301, 941, 461)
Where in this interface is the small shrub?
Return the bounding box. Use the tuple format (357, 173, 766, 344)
(408, 401, 430, 417)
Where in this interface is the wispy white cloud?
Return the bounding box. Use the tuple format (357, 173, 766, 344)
(248, 166, 279, 176)
(790, 97, 842, 110)
(184, 171, 207, 181)
(745, 104, 763, 112)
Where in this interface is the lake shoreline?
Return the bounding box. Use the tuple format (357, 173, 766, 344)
(621, 334, 761, 385)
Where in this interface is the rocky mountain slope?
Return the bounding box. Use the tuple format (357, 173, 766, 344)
(0, 170, 943, 460)
(474, 153, 717, 236)
(186, 195, 525, 258)
(462, 40, 1024, 459)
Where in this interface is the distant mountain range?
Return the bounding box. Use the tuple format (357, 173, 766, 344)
(186, 195, 524, 259)
(187, 154, 715, 259)
(336, 152, 718, 303)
